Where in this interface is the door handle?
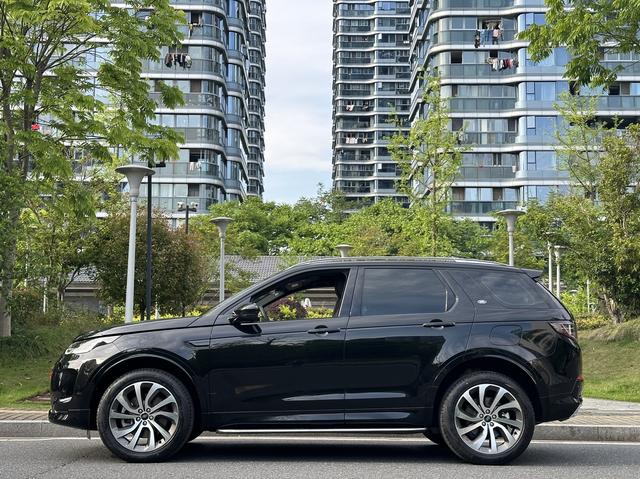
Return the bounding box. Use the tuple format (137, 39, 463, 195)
(307, 326, 341, 335)
(422, 320, 456, 329)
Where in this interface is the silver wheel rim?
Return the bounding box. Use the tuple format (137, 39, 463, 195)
(108, 381, 179, 452)
(454, 383, 524, 455)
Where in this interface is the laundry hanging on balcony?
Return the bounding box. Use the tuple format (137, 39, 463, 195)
(486, 57, 519, 71)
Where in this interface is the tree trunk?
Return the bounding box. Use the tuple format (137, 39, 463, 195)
(603, 293, 624, 324)
(0, 203, 21, 337)
(140, 302, 146, 323)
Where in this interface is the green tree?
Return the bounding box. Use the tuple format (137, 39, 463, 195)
(554, 92, 612, 201)
(520, 0, 640, 87)
(389, 74, 464, 255)
(0, 0, 184, 336)
(89, 208, 208, 319)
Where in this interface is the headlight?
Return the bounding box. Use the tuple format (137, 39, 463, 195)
(65, 336, 119, 355)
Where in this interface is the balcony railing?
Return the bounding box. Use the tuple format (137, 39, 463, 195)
(153, 162, 221, 179)
(150, 92, 224, 112)
(457, 166, 516, 180)
(447, 201, 519, 215)
(448, 97, 517, 112)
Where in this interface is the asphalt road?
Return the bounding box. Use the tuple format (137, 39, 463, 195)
(1, 435, 639, 479)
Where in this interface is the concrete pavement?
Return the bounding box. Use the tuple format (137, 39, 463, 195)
(1, 398, 639, 442)
(1, 436, 640, 478)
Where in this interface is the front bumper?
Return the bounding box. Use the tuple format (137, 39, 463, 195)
(48, 408, 92, 430)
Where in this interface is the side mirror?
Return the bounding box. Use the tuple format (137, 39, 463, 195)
(231, 303, 260, 325)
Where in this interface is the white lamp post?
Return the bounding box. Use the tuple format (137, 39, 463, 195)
(116, 164, 155, 323)
(211, 217, 233, 303)
(336, 244, 353, 258)
(547, 242, 554, 291)
(496, 209, 525, 266)
(554, 245, 566, 298)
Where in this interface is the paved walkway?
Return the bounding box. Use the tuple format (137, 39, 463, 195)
(2, 398, 639, 425)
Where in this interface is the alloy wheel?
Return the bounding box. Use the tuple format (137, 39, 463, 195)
(108, 381, 179, 452)
(453, 383, 524, 455)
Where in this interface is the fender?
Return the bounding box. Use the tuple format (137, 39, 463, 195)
(431, 348, 547, 400)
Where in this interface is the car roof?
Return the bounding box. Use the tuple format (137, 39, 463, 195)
(289, 256, 501, 270)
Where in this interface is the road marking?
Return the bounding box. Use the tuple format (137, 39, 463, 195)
(0, 436, 639, 446)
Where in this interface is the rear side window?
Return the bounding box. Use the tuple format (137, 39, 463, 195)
(360, 268, 448, 316)
(459, 270, 551, 307)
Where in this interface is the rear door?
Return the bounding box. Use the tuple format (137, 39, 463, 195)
(343, 266, 475, 427)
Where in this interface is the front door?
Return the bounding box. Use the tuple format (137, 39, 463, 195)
(207, 268, 354, 429)
(343, 267, 475, 427)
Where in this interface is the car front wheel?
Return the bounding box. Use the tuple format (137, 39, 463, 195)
(97, 368, 194, 462)
(439, 371, 535, 465)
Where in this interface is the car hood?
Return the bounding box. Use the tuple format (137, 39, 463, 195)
(74, 316, 199, 342)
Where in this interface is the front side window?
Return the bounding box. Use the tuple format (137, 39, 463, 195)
(252, 270, 349, 321)
(360, 268, 448, 316)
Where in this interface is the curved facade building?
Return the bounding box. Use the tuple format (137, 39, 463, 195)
(332, 0, 412, 210)
(141, 0, 266, 221)
(408, 0, 640, 226)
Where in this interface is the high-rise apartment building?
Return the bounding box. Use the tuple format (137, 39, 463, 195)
(140, 0, 266, 220)
(332, 1, 412, 210)
(408, 0, 640, 226)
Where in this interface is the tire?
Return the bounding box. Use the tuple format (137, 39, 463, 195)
(188, 426, 203, 442)
(423, 427, 446, 446)
(439, 371, 535, 465)
(97, 368, 194, 462)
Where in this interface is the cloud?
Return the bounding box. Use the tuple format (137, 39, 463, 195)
(263, 0, 333, 203)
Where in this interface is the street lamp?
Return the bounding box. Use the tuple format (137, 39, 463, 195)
(177, 201, 199, 234)
(211, 217, 232, 303)
(496, 209, 525, 267)
(116, 164, 155, 323)
(336, 244, 353, 258)
(554, 245, 566, 298)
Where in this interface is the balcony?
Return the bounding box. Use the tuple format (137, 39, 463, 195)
(150, 196, 216, 214)
(457, 166, 516, 180)
(448, 97, 517, 112)
(142, 58, 223, 76)
(177, 25, 223, 42)
(432, 29, 517, 46)
(458, 132, 518, 145)
(170, 0, 225, 9)
(447, 201, 519, 215)
(153, 162, 222, 180)
(515, 169, 569, 180)
(150, 92, 224, 112)
(171, 127, 221, 145)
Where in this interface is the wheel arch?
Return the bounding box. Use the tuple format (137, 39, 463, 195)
(430, 353, 545, 426)
(89, 353, 203, 430)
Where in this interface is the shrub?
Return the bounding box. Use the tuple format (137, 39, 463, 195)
(581, 318, 640, 342)
(576, 315, 609, 331)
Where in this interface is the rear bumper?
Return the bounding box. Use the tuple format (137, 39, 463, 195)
(541, 378, 583, 422)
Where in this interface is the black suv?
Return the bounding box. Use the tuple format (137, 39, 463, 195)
(50, 258, 582, 465)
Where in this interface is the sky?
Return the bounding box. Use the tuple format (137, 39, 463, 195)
(263, 0, 333, 204)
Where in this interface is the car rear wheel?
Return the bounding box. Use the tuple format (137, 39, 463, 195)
(439, 371, 535, 465)
(97, 368, 194, 462)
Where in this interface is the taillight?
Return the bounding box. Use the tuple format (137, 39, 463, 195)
(550, 321, 578, 340)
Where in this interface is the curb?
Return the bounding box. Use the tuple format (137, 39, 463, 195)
(533, 424, 640, 442)
(1, 421, 639, 442)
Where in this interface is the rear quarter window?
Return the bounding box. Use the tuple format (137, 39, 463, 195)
(452, 269, 553, 308)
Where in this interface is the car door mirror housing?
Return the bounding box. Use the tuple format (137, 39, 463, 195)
(231, 303, 261, 325)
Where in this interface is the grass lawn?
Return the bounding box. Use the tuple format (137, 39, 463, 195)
(0, 357, 56, 410)
(581, 338, 640, 402)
